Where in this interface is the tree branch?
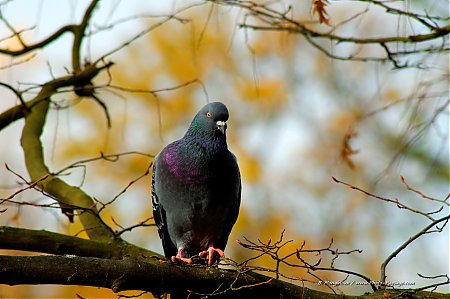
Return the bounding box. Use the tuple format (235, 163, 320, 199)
(0, 255, 349, 298)
(0, 82, 27, 109)
(19, 62, 116, 240)
(214, 0, 450, 45)
(0, 62, 113, 131)
(0, 226, 334, 298)
(380, 214, 450, 286)
(1, 255, 447, 298)
(0, 226, 157, 259)
(72, 0, 99, 72)
(241, 24, 450, 45)
(0, 25, 76, 56)
(210, 0, 449, 67)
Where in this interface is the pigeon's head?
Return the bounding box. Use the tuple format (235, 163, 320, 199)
(188, 102, 230, 139)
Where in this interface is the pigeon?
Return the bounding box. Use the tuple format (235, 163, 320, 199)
(152, 101, 241, 266)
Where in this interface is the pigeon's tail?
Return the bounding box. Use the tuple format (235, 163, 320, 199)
(154, 206, 177, 258)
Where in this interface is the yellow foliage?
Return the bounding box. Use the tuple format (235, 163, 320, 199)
(238, 79, 287, 112)
(328, 110, 360, 136)
(383, 88, 401, 102)
(314, 52, 332, 77)
(234, 147, 261, 183)
(251, 31, 297, 57)
(158, 93, 195, 133)
(148, 12, 236, 82)
(306, 110, 361, 168)
(0, 0, 445, 297)
(152, 31, 198, 81)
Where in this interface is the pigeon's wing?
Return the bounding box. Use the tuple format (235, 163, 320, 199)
(216, 156, 242, 250)
(152, 157, 177, 258)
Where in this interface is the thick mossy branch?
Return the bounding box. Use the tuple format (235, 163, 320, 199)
(0, 226, 158, 259)
(20, 100, 114, 240)
(0, 226, 311, 298)
(0, 255, 446, 299)
(19, 63, 115, 241)
(0, 255, 341, 299)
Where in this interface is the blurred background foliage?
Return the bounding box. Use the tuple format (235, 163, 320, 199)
(0, 0, 448, 298)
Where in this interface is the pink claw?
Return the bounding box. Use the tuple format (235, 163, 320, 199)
(171, 247, 192, 264)
(199, 243, 225, 266)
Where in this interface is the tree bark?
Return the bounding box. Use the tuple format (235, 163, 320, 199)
(0, 226, 154, 259)
(19, 63, 117, 240)
(0, 255, 347, 298)
(1, 255, 447, 299)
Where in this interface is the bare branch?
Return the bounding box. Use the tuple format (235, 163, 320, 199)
(117, 291, 149, 299)
(210, 0, 449, 67)
(94, 2, 205, 63)
(359, 0, 437, 30)
(72, 0, 99, 72)
(55, 151, 153, 175)
(400, 176, 450, 206)
(0, 24, 76, 56)
(237, 231, 374, 291)
(107, 78, 204, 96)
(0, 173, 48, 205)
(98, 162, 153, 214)
(0, 255, 326, 299)
(331, 177, 437, 220)
(115, 217, 155, 237)
(0, 53, 37, 70)
(380, 214, 450, 287)
(0, 62, 114, 131)
(0, 82, 27, 110)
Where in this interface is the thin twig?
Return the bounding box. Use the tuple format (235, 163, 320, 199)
(380, 215, 450, 287)
(400, 176, 450, 206)
(332, 176, 436, 221)
(115, 217, 155, 236)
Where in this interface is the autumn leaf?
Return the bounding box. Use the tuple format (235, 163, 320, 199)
(312, 0, 331, 26)
(340, 129, 359, 169)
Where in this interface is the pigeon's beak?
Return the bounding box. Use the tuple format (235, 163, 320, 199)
(216, 121, 227, 134)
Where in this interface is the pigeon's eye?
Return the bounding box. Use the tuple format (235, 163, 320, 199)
(206, 112, 212, 118)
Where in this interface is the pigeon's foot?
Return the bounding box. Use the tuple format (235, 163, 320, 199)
(171, 248, 192, 264)
(171, 256, 192, 264)
(199, 243, 225, 266)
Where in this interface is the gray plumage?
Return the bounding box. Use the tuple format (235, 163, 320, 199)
(152, 102, 241, 264)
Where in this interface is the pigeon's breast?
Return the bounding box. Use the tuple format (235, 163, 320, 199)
(163, 149, 208, 182)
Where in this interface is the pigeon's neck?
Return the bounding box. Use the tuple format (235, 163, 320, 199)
(183, 130, 228, 157)
(163, 136, 228, 182)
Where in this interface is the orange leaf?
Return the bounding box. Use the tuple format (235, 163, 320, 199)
(312, 0, 331, 26)
(340, 129, 359, 169)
